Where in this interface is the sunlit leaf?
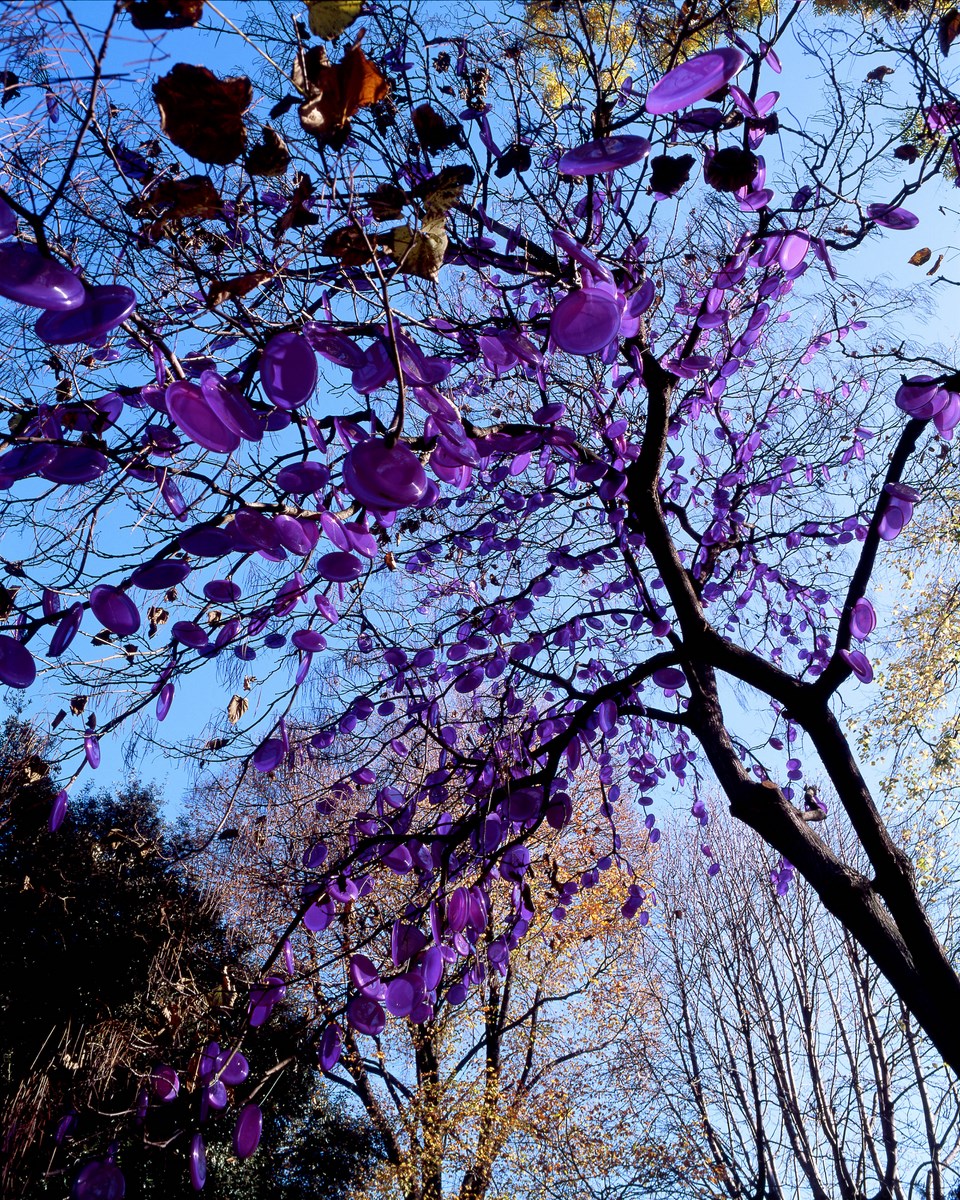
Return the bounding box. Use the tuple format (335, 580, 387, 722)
(227, 695, 248, 724)
(153, 63, 252, 165)
(304, 0, 362, 39)
(410, 164, 474, 219)
(908, 247, 932, 266)
(386, 216, 448, 282)
(928, 253, 945, 275)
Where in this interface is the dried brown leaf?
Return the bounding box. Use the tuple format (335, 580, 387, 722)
(207, 269, 271, 307)
(386, 216, 448, 282)
(246, 125, 291, 177)
(293, 35, 389, 142)
(410, 164, 474, 219)
(908, 247, 932, 266)
(153, 63, 252, 165)
(940, 7, 960, 55)
(124, 0, 203, 28)
(412, 103, 465, 154)
(227, 694, 248, 724)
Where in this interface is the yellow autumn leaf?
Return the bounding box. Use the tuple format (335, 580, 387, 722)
(304, 0, 362, 39)
(387, 216, 448, 282)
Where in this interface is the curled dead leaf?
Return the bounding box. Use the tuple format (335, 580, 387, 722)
(246, 125, 291, 177)
(153, 63, 252, 165)
(322, 224, 376, 265)
(207, 269, 272, 307)
(412, 103, 465, 154)
(227, 694, 248, 724)
(410, 164, 475, 219)
(940, 7, 960, 55)
(386, 216, 448, 282)
(367, 182, 408, 220)
(274, 171, 320, 239)
(293, 35, 389, 143)
(908, 247, 932, 266)
(928, 253, 944, 275)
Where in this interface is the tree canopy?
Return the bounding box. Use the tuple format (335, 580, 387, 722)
(3, 0, 960, 1191)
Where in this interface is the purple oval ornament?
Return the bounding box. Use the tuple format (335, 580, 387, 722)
(71, 1160, 125, 1200)
(166, 380, 241, 455)
(189, 1133, 206, 1192)
(0, 243, 85, 310)
(40, 447, 109, 485)
(557, 135, 651, 176)
(260, 332, 318, 410)
(319, 1023, 342, 1071)
(253, 738, 284, 772)
(867, 203, 919, 230)
(0, 634, 36, 688)
(347, 996, 386, 1036)
(646, 47, 747, 115)
(218, 1049, 249, 1085)
(342, 437, 428, 510)
(130, 560, 191, 591)
(49, 789, 69, 832)
(89, 586, 140, 636)
(233, 1103, 263, 1160)
(49, 602, 83, 657)
(317, 551, 363, 582)
(35, 285, 136, 345)
(850, 598, 876, 641)
(551, 289, 621, 356)
(155, 682, 174, 721)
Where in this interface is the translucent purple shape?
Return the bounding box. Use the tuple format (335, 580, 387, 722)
(0, 635, 36, 688)
(840, 648, 873, 683)
(867, 203, 919, 230)
(260, 332, 318, 410)
(557, 135, 651, 176)
(646, 47, 746, 115)
(166, 380, 241, 455)
(130, 560, 191, 591)
(317, 551, 363, 582)
(253, 738, 284, 773)
(0, 243, 85, 310)
(347, 996, 386, 1036)
(233, 1103, 263, 1159)
(189, 1133, 206, 1192)
(49, 789, 69, 832)
(319, 1023, 342, 1071)
(89, 586, 140, 636)
(35, 285, 136, 345)
(551, 289, 621, 355)
(342, 437, 428, 510)
(277, 460, 330, 493)
(72, 1160, 125, 1200)
(152, 1064, 179, 1101)
(850, 598, 876, 641)
(49, 603, 83, 657)
(40, 446, 109, 485)
(652, 666, 686, 690)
